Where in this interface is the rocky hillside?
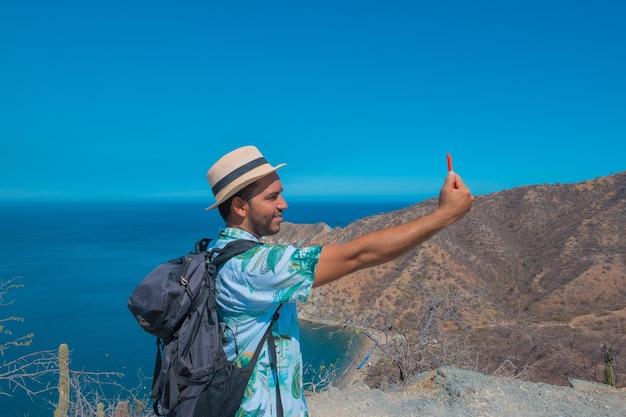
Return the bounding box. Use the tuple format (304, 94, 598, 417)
(307, 366, 626, 417)
(266, 171, 626, 387)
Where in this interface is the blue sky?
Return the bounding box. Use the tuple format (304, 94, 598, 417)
(1, 1, 624, 202)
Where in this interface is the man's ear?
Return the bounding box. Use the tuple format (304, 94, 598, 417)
(231, 196, 247, 217)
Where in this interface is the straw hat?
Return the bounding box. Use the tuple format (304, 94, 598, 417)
(205, 146, 286, 210)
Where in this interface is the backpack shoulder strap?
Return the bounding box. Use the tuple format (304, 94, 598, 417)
(209, 239, 261, 268)
(239, 304, 284, 417)
(265, 305, 284, 417)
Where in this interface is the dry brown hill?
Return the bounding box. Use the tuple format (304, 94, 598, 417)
(265, 171, 626, 387)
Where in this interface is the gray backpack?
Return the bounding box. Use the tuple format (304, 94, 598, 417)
(128, 238, 283, 417)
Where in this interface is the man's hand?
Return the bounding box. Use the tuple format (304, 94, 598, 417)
(436, 172, 474, 227)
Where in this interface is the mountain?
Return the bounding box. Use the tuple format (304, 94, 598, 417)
(265, 171, 626, 387)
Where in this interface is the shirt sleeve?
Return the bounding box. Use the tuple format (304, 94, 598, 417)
(217, 244, 322, 311)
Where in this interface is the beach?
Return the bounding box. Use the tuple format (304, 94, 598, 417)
(335, 337, 377, 389)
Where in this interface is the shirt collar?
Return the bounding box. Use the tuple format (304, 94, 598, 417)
(218, 227, 261, 242)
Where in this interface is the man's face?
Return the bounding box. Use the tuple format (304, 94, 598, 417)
(241, 172, 288, 237)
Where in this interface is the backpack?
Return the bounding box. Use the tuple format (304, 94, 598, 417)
(127, 238, 282, 417)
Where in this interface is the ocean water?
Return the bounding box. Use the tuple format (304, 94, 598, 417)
(0, 199, 413, 416)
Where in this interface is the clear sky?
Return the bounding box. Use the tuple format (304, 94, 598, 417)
(1, 1, 624, 202)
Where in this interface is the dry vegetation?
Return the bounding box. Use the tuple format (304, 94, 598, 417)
(267, 171, 626, 389)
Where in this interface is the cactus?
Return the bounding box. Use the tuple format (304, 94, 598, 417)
(53, 343, 70, 417)
(96, 402, 105, 417)
(602, 341, 616, 388)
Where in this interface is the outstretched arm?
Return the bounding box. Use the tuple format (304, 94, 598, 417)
(313, 172, 474, 288)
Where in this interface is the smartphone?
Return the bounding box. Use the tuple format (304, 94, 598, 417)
(447, 153, 458, 189)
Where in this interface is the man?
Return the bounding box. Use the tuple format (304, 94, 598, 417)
(206, 145, 473, 417)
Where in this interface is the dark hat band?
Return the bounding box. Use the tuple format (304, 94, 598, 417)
(211, 157, 268, 195)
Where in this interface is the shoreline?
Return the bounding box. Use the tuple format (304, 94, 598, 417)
(299, 317, 376, 389)
(334, 337, 375, 388)
(299, 317, 379, 389)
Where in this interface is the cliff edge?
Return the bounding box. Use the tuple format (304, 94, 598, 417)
(306, 366, 626, 417)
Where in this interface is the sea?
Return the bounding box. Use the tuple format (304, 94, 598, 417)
(0, 199, 415, 416)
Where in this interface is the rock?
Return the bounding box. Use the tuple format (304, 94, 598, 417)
(568, 377, 618, 394)
(306, 366, 626, 417)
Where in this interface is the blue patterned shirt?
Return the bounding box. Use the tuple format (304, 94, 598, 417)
(213, 228, 322, 417)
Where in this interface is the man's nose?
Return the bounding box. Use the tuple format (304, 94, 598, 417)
(277, 195, 288, 210)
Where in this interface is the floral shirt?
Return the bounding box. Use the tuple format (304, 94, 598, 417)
(213, 228, 322, 417)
